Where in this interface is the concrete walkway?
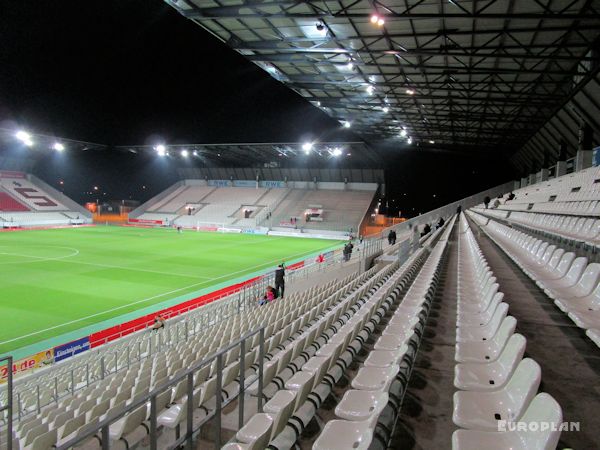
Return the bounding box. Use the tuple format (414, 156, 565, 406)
(471, 222, 600, 449)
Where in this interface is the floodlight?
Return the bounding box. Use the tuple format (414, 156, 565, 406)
(366, 85, 374, 95)
(302, 142, 313, 154)
(406, 89, 415, 95)
(429, 140, 435, 144)
(347, 62, 354, 70)
(382, 107, 389, 113)
(181, 149, 189, 157)
(377, 18, 385, 26)
(156, 144, 166, 156)
(193, 150, 198, 156)
(370, 14, 379, 24)
(400, 129, 407, 137)
(343, 121, 351, 128)
(407, 137, 413, 145)
(333, 148, 343, 157)
(16, 130, 30, 141)
(53, 142, 65, 151)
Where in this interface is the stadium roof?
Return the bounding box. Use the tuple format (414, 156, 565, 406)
(165, 0, 600, 157)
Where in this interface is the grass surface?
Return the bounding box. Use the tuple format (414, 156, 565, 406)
(0, 226, 341, 355)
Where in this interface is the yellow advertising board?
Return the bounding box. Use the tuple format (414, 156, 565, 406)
(0, 349, 54, 383)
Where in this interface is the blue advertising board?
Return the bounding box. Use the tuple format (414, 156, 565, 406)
(54, 336, 91, 362)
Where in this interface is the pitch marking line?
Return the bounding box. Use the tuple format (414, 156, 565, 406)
(0, 245, 336, 346)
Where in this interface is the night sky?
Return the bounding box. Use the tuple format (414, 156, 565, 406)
(0, 0, 517, 216)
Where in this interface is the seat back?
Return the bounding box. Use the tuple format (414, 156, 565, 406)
(563, 257, 588, 285)
(553, 252, 576, 278)
(497, 333, 526, 373)
(30, 428, 57, 450)
(547, 248, 565, 270)
(502, 358, 541, 421)
(518, 393, 563, 449)
(575, 263, 600, 295)
(264, 390, 296, 439)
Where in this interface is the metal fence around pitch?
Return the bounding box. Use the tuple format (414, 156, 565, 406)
(0, 357, 13, 450)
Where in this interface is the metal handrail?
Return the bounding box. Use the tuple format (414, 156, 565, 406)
(0, 357, 13, 450)
(56, 328, 265, 450)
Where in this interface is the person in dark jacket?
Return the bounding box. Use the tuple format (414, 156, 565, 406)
(275, 264, 285, 298)
(391, 230, 397, 245)
(388, 229, 394, 245)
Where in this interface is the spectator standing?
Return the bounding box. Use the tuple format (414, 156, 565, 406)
(388, 229, 394, 245)
(275, 264, 285, 298)
(484, 196, 491, 209)
(391, 230, 397, 245)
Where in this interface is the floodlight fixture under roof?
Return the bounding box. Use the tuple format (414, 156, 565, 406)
(53, 142, 65, 151)
(155, 144, 167, 156)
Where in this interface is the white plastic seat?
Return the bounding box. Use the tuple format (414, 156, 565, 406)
(457, 297, 505, 327)
(453, 358, 541, 430)
(543, 261, 598, 300)
(284, 370, 317, 412)
(451, 393, 563, 450)
(456, 304, 509, 343)
(585, 328, 600, 348)
(363, 346, 408, 367)
(233, 413, 273, 450)
(263, 390, 296, 440)
(374, 334, 410, 351)
(351, 365, 399, 392)
(335, 390, 388, 424)
(312, 419, 373, 450)
(454, 335, 526, 391)
(455, 316, 516, 363)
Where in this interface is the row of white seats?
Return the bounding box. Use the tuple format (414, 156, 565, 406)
(516, 166, 600, 196)
(479, 209, 600, 247)
(1, 268, 378, 449)
(222, 258, 412, 449)
(452, 213, 563, 449)
(495, 199, 600, 216)
(468, 211, 600, 349)
(310, 216, 455, 449)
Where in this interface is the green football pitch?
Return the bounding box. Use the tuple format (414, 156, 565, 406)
(0, 226, 342, 356)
